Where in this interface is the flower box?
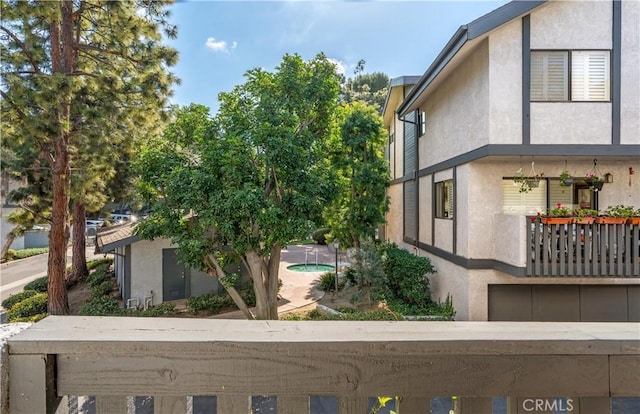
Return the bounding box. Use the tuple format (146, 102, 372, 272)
(595, 217, 627, 224)
(574, 217, 596, 224)
(627, 217, 640, 225)
(541, 217, 573, 225)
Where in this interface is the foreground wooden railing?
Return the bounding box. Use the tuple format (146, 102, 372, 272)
(5, 316, 640, 413)
(526, 218, 640, 276)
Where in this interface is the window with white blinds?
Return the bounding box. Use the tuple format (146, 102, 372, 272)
(571, 51, 610, 101)
(502, 179, 547, 215)
(531, 50, 610, 102)
(531, 51, 568, 101)
(435, 179, 454, 219)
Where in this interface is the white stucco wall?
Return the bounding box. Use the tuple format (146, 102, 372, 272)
(530, 0, 612, 49)
(385, 184, 404, 246)
(130, 238, 173, 304)
(418, 39, 490, 169)
(423, 254, 470, 321)
(621, 0, 640, 145)
(488, 17, 522, 144)
(530, 103, 612, 145)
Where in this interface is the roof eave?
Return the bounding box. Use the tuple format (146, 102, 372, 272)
(397, 0, 546, 117)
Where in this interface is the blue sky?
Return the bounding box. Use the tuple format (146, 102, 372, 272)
(166, 0, 508, 113)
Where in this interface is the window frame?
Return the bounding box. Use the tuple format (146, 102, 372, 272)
(530, 49, 612, 103)
(435, 179, 454, 219)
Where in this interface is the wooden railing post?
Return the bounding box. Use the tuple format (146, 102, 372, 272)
(9, 354, 61, 414)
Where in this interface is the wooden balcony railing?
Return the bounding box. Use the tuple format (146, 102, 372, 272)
(4, 316, 640, 413)
(526, 218, 640, 277)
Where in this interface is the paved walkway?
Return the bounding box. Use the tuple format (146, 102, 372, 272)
(211, 244, 342, 319)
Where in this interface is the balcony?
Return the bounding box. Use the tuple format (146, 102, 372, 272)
(526, 218, 640, 277)
(3, 316, 639, 413)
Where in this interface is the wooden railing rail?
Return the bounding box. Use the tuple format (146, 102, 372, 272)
(6, 317, 640, 413)
(526, 218, 640, 277)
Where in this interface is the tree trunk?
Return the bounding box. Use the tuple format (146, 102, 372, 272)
(205, 254, 254, 320)
(246, 249, 278, 320)
(67, 201, 88, 287)
(47, 1, 74, 315)
(0, 229, 18, 261)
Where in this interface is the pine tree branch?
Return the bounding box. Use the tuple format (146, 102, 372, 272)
(0, 90, 28, 120)
(76, 43, 142, 64)
(0, 25, 42, 74)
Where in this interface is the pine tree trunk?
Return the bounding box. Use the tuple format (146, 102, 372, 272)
(47, 149, 71, 314)
(47, 1, 74, 315)
(0, 228, 18, 261)
(68, 201, 88, 287)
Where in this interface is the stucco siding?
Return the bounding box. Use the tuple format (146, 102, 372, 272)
(424, 254, 469, 321)
(385, 183, 404, 246)
(530, 103, 612, 145)
(465, 162, 503, 259)
(530, 0, 612, 50)
(488, 18, 522, 145)
(130, 238, 172, 304)
(418, 39, 490, 169)
(621, 0, 640, 145)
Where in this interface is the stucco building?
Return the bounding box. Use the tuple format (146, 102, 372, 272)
(382, 0, 640, 321)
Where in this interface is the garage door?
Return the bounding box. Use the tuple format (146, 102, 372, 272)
(488, 284, 640, 321)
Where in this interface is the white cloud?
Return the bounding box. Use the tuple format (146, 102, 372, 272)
(205, 37, 237, 53)
(327, 58, 346, 76)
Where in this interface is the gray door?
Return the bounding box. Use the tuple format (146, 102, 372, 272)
(162, 249, 186, 301)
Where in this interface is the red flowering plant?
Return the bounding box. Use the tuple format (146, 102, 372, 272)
(547, 203, 573, 218)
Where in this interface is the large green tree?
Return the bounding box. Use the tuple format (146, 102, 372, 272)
(137, 54, 340, 320)
(1, 0, 177, 314)
(324, 102, 389, 250)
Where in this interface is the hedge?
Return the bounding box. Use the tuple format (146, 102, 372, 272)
(2, 290, 39, 310)
(7, 293, 47, 322)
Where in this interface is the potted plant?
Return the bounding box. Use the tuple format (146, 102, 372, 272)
(559, 169, 573, 187)
(585, 172, 604, 191)
(628, 208, 640, 225)
(513, 162, 543, 193)
(597, 205, 633, 224)
(541, 203, 573, 224)
(573, 208, 599, 224)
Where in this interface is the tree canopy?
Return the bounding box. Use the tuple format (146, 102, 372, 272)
(137, 54, 341, 320)
(1, 0, 178, 314)
(324, 102, 389, 249)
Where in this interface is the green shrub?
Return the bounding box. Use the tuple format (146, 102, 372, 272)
(2, 290, 39, 310)
(24, 276, 48, 293)
(127, 303, 178, 317)
(12, 248, 48, 260)
(186, 293, 235, 314)
(311, 227, 331, 245)
(5, 249, 16, 261)
(87, 258, 113, 270)
(87, 265, 111, 284)
(11, 313, 48, 323)
(379, 242, 435, 311)
(7, 293, 47, 322)
(317, 272, 345, 292)
(282, 308, 403, 321)
(91, 280, 114, 298)
(80, 296, 122, 316)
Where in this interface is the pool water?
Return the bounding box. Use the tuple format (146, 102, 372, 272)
(286, 264, 335, 272)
